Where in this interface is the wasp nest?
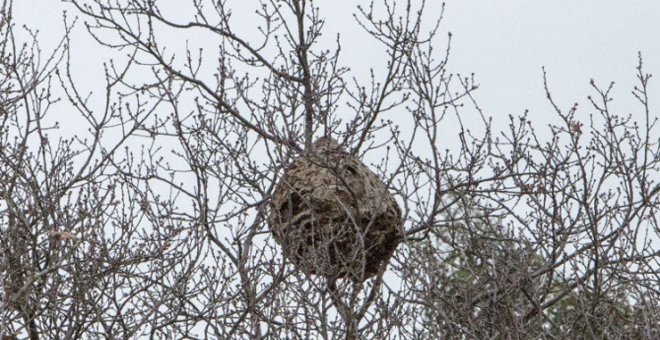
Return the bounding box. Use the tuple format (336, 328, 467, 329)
(268, 137, 403, 283)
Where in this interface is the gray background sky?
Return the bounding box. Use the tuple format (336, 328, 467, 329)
(12, 0, 660, 132)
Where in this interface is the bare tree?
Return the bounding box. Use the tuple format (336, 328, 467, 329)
(1, 0, 658, 338)
(0, 0, 170, 337)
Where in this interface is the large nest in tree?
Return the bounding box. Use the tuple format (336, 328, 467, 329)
(268, 137, 404, 283)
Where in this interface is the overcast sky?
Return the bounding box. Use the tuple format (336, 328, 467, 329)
(12, 1, 660, 132)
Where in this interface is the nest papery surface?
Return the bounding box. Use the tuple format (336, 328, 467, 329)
(268, 138, 403, 282)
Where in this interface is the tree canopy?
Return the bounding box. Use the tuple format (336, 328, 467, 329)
(0, 1, 658, 338)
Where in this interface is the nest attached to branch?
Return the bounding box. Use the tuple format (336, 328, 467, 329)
(268, 137, 403, 283)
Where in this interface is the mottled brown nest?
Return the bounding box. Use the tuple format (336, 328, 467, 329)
(268, 137, 403, 283)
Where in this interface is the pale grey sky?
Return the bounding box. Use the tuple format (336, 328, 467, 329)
(442, 1, 660, 125)
(12, 0, 660, 133)
(326, 1, 660, 128)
